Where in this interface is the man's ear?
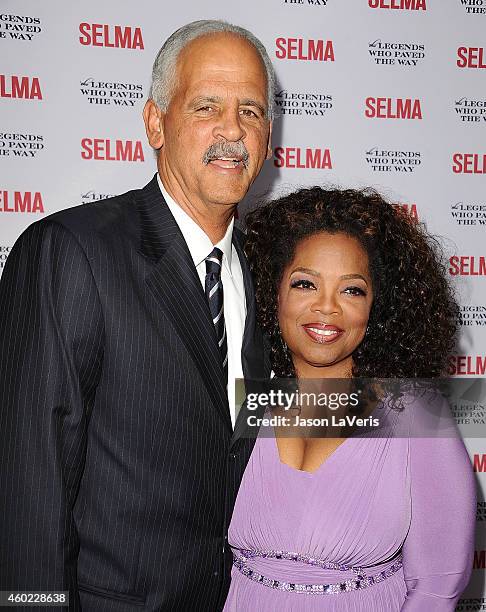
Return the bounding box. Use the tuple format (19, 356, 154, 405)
(266, 121, 273, 160)
(143, 99, 164, 150)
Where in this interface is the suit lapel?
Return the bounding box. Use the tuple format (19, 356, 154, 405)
(137, 176, 231, 432)
(232, 230, 266, 382)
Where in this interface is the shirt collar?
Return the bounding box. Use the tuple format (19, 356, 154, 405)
(156, 173, 234, 271)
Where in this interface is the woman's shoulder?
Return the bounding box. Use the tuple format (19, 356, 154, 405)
(378, 385, 457, 435)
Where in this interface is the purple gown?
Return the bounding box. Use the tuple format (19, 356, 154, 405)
(224, 395, 476, 611)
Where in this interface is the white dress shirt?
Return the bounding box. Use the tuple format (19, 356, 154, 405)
(156, 174, 246, 428)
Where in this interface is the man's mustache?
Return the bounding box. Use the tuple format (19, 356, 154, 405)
(202, 141, 249, 168)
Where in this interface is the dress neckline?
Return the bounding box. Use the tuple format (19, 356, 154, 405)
(270, 395, 391, 476)
(272, 434, 352, 477)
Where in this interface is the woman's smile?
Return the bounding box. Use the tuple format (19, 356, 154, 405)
(301, 323, 344, 344)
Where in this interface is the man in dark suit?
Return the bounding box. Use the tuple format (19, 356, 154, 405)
(0, 20, 274, 611)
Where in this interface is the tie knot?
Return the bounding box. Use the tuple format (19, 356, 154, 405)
(206, 247, 223, 276)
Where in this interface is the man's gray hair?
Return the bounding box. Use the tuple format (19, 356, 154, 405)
(149, 20, 276, 120)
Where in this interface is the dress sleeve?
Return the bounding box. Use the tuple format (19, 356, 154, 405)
(401, 419, 477, 611)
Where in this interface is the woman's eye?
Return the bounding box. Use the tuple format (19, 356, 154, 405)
(343, 286, 366, 296)
(290, 279, 315, 290)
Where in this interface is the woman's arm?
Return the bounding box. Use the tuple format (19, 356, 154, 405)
(401, 432, 477, 611)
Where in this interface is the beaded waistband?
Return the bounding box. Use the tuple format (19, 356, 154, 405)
(232, 549, 403, 595)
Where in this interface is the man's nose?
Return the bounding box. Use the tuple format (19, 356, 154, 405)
(212, 108, 246, 142)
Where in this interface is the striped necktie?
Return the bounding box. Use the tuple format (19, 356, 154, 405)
(205, 247, 228, 386)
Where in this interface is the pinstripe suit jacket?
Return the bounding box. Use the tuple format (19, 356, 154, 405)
(0, 175, 271, 611)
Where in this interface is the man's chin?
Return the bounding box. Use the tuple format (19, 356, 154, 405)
(204, 183, 251, 207)
(207, 194, 246, 208)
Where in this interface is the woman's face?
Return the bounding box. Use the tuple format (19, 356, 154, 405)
(277, 232, 373, 378)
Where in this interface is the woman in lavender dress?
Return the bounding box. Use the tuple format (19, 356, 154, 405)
(223, 187, 476, 611)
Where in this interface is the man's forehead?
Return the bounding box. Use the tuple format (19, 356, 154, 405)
(185, 77, 267, 96)
(176, 33, 267, 88)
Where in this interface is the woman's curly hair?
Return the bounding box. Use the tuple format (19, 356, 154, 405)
(244, 186, 459, 379)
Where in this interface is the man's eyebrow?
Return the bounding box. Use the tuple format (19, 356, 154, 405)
(240, 98, 266, 115)
(189, 96, 223, 107)
(189, 96, 267, 115)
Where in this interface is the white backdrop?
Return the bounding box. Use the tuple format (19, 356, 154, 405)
(1, 1, 485, 607)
